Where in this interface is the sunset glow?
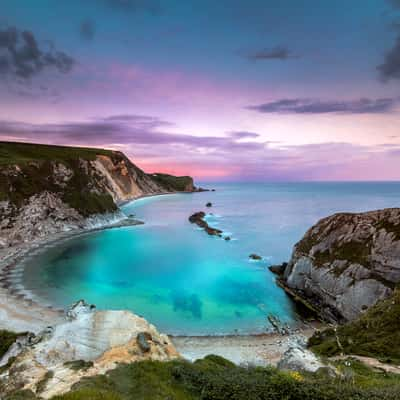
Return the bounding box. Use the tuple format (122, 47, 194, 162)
(1, 0, 400, 180)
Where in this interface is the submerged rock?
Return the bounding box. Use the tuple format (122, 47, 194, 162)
(267, 314, 291, 335)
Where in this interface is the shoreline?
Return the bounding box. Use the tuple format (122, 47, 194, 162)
(0, 190, 322, 365)
(171, 326, 320, 365)
(0, 215, 146, 333)
(0, 189, 198, 333)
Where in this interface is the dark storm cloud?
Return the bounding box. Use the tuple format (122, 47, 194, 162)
(0, 27, 75, 80)
(243, 46, 298, 61)
(377, 35, 400, 81)
(247, 98, 397, 114)
(80, 19, 96, 40)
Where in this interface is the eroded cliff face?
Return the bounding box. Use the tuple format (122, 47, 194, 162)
(0, 300, 179, 398)
(0, 143, 195, 249)
(282, 208, 400, 322)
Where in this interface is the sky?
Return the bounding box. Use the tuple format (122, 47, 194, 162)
(0, 0, 400, 181)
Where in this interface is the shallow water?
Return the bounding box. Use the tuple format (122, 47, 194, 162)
(21, 182, 400, 335)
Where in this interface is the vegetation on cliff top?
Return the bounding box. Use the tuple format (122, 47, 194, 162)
(0, 141, 114, 166)
(4, 355, 400, 400)
(309, 288, 400, 363)
(0, 330, 20, 359)
(0, 141, 120, 215)
(151, 173, 194, 192)
(0, 141, 195, 216)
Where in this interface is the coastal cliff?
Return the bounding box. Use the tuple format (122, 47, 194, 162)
(0, 141, 195, 248)
(281, 208, 400, 322)
(0, 300, 179, 398)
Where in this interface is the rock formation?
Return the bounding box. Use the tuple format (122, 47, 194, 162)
(0, 300, 179, 398)
(277, 335, 327, 373)
(0, 141, 196, 249)
(188, 211, 223, 237)
(281, 208, 400, 322)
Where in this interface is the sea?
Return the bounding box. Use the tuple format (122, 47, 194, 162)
(21, 182, 400, 335)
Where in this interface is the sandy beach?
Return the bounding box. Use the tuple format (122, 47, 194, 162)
(0, 217, 144, 333)
(172, 327, 320, 366)
(0, 206, 322, 366)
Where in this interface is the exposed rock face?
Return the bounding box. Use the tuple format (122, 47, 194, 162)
(282, 208, 400, 322)
(0, 300, 179, 398)
(1, 192, 84, 248)
(0, 142, 196, 249)
(277, 335, 326, 373)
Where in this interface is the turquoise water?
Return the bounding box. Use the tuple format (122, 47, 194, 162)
(22, 182, 400, 335)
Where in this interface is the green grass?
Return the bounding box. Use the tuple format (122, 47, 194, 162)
(333, 358, 400, 390)
(309, 288, 400, 363)
(64, 360, 94, 372)
(313, 240, 371, 268)
(0, 142, 118, 215)
(0, 141, 114, 166)
(150, 173, 194, 192)
(0, 141, 193, 215)
(0, 330, 20, 359)
(36, 371, 54, 394)
(5, 354, 400, 400)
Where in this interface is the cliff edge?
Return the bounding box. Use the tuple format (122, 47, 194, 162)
(0, 141, 195, 248)
(281, 208, 400, 322)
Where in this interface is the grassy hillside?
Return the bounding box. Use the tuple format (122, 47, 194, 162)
(309, 288, 400, 363)
(3, 355, 400, 400)
(0, 141, 114, 166)
(150, 173, 194, 192)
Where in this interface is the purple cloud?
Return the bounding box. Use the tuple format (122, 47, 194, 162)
(228, 131, 260, 139)
(247, 98, 397, 114)
(1, 115, 400, 181)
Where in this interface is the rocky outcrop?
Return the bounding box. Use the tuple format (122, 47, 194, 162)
(0, 300, 179, 398)
(277, 335, 327, 373)
(0, 142, 197, 249)
(281, 208, 400, 322)
(189, 211, 223, 237)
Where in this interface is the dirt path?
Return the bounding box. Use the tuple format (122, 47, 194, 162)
(332, 355, 400, 374)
